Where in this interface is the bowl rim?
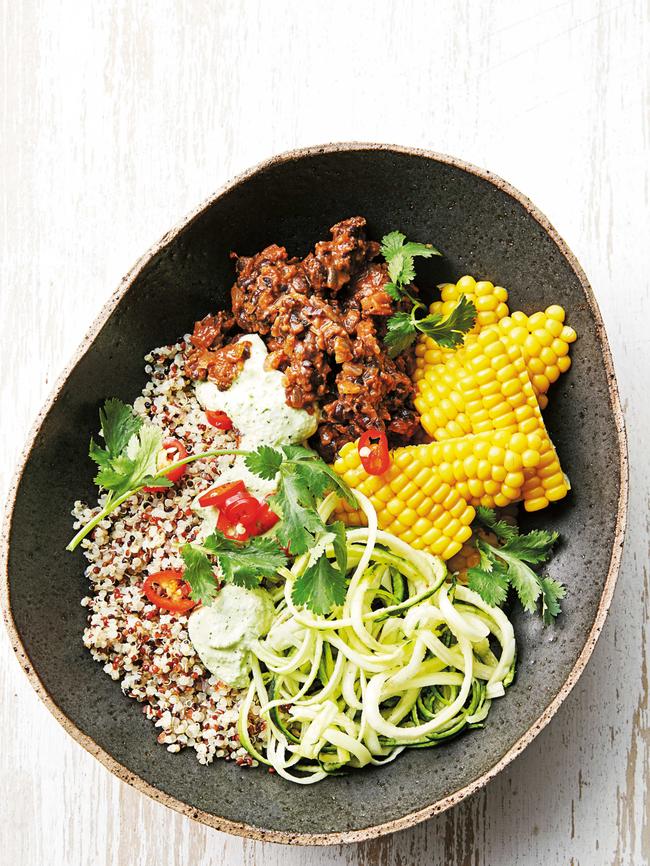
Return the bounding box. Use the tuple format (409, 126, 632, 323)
(1, 141, 629, 846)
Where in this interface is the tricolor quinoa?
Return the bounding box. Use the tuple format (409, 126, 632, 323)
(75, 339, 263, 765)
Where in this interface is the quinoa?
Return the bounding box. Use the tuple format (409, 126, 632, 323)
(74, 338, 264, 766)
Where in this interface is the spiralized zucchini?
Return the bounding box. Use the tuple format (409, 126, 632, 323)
(238, 491, 517, 783)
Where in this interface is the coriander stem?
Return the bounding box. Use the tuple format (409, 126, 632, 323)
(66, 487, 144, 552)
(157, 448, 249, 477)
(66, 446, 249, 552)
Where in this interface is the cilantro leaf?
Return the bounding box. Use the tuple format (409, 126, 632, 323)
(99, 398, 142, 457)
(384, 310, 418, 358)
(413, 295, 477, 349)
(497, 549, 541, 613)
(467, 518, 564, 624)
(126, 424, 164, 481)
(270, 472, 325, 555)
(475, 506, 520, 543)
(380, 231, 407, 260)
(399, 256, 416, 286)
(500, 529, 559, 565)
(540, 577, 566, 625)
(299, 459, 356, 507)
(401, 241, 441, 259)
(141, 475, 174, 489)
(467, 562, 510, 607)
(94, 464, 131, 492)
(89, 438, 112, 469)
(202, 531, 288, 590)
(280, 444, 317, 461)
(384, 282, 402, 302)
(281, 445, 355, 505)
(245, 445, 283, 480)
(292, 554, 348, 615)
(181, 543, 219, 605)
(388, 253, 406, 285)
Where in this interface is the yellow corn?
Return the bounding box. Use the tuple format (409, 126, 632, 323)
(447, 540, 481, 578)
(420, 430, 540, 508)
(413, 328, 569, 511)
(494, 306, 577, 409)
(415, 274, 576, 408)
(333, 441, 475, 561)
(424, 275, 510, 366)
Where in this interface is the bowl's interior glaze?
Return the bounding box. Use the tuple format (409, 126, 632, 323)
(6, 147, 623, 840)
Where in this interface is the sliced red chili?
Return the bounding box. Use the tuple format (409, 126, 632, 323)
(143, 570, 196, 614)
(224, 493, 262, 527)
(216, 509, 250, 541)
(358, 428, 391, 476)
(144, 438, 188, 492)
(200, 481, 279, 539)
(198, 480, 246, 509)
(205, 410, 233, 430)
(251, 501, 280, 534)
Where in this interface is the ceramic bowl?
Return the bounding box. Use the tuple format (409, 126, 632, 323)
(2, 144, 627, 844)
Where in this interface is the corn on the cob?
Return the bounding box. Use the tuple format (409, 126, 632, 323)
(333, 441, 475, 560)
(494, 306, 576, 409)
(434, 275, 510, 330)
(423, 275, 510, 366)
(416, 273, 576, 407)
(413, 328, 569, 511)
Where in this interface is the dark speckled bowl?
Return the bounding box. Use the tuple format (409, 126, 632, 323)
(2, 144, 627, 845)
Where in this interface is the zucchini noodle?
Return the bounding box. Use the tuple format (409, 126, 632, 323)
(237, 491, 517, 783)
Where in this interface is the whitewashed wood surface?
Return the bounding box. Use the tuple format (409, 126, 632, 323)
(1, 1, 648, 863)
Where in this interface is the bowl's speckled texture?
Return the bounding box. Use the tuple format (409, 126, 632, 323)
(2, 144, 626, 845)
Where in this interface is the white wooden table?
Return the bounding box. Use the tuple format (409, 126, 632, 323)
(1, 2, 648, 863)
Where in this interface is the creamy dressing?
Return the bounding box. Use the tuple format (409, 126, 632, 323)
(187, 585, 275, 688)
(193, 333, 319, 527)
(195, 333, 318, 451)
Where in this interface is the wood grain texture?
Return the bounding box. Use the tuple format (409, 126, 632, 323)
(0, 0, 647, 863)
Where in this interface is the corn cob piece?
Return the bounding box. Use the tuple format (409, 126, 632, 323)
(433, 275, 510, 330)
(335, 423, 540, 541)
(413, 328, 569, 511)
(416, 297, 576, 409)
(333, 441, 475, 561)
(494, 306, 577, 409)
(423, 275, 510, 366)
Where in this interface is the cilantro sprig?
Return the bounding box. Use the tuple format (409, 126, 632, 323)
(380, 231, 477, 358)
(245, 444, 355, 555)
(181, 532, 288, 604)
(67, 398, 248, 552)
(179, 445, 355, 615)
(71, 400, 357, 615)
(466, 507, 565, 625)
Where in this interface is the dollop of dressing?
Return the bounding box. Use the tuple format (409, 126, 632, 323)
(195, 333, 318, 453)
(187, 585, 274, 688)
(193, 332, 319, 507)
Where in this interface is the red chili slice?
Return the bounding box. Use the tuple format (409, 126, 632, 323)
(143, 570, 196, 614)
(144, 438, 188, 492)
(224, 493, 262, 527)
(216, 509, 250, 541)
(251, 501, 280, 534)
(199, 481, 280, 539)
(205, 410, 233, 430)
(358, 428, 391, 476)
(198, 480, 247, 509)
